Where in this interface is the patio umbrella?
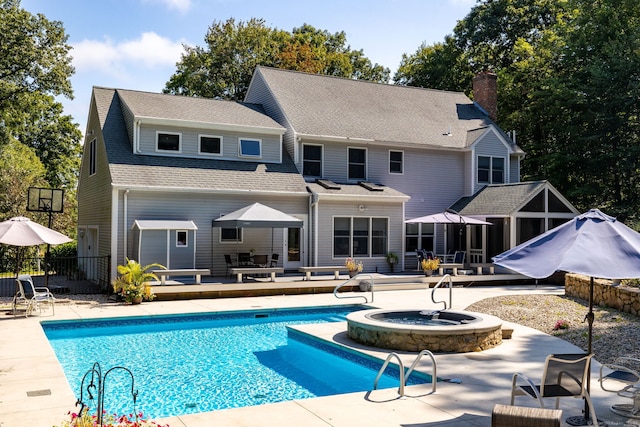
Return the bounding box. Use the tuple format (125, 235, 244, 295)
(405, 211, 491, 225)
(492, 208, 640, 424)
(0, 216, 72, 247)
(0, 216, 72, 274)
(406, 211, 491, 251)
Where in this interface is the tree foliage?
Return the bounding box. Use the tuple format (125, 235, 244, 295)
(164, 18, 390, 101)
(396, 0, 640, 221)
(0, 0, 80, 230)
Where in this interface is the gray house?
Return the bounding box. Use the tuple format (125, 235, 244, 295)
(77, 68, 577, 281)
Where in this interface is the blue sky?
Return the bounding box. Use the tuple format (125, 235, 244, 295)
(21, 0, 476, 133)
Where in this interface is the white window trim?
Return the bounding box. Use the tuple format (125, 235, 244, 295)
(389, 149, 404, 175)
(238, 137, 262, 159)
(477, 155, 506, 184)
(198, 134, 223, 156)
(156, 131, 182, 153)
(176, 230, 188, 247)
(89, 138, 97, 176)
(332, 216, 389, 259)
(347, 146, 368, 181)
(302, 143, 324, 178)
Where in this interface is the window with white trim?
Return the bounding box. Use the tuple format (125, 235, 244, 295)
(199, 135, 222, 155)
(89, 138, 97, 176)
(220, 228, 242, 242)
(176, 230, 188, 247)
(157, 132, 181, 152)
(389, 150, 403, 174)
(477, 156, 505, 184)
(333, 217, 388, 257)
(348, 147, 366, 180)
(302, 144, 322, 177)
(405, 223, 434, 253)
(239, 138, 261, 158)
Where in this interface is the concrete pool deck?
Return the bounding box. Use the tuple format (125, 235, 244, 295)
(1, 282, 638, 427)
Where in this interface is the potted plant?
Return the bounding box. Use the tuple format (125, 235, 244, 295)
(386, 252, 399, 272)
(112, 258, 165, 304)
(421, 258, 440, 276)
(344, 257, 363, 278)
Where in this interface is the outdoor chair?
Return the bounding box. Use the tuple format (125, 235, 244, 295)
(453, 250, 465, 264)
(510, 353, 599, 426)
(416, 250, 425, 270)
(252, 254, 268, 267)
(13, 274, 55, 317)
(224, 254, 236, 278)
(238, 253, 252, 266)
(269, 253, 279, 267)
(599, 356, 640, 418)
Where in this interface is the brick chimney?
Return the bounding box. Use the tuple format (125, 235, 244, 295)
(473, 71, 497, 121)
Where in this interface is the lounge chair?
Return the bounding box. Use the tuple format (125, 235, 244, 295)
(599, 356, 640, 418)
(13, 274, 55, 317)
(492, 404, 562, 427)
(510, 353, 599, 426)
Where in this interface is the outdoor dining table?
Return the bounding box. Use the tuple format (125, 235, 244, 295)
(436, 254, 455, 263)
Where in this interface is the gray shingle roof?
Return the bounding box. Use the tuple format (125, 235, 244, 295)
(306, 181, 409, 200)
(93, 87, 307, 193)
(114, 87, 285, 131)
(452, 181, 549, 216)
(255, 67, 494, 148)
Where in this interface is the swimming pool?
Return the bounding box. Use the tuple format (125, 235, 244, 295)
(43, 305, 430, 419)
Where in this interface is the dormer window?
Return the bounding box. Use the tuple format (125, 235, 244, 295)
(478, 156, 505, 184)
(199, 135, 222, 155)
(157, 132, 181, 152)
(239, 138, 261, 158)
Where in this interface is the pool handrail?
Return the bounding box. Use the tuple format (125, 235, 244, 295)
(405, 350, 437, 394)
(373, 352, 405, 396)
(431, 274, 453, 310)
(333, 273, 375, 303)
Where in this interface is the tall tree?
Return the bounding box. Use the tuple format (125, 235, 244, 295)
(0, 1, 81, 191)
(164, 18, 389, 101)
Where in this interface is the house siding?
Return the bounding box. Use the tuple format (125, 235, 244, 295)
(245, 70, 297, 163)
(136, 123, 282, 163)
(120, 190, 308, 276)
(314, 201, 403, 273)
(473, 131, 512, 194)
(77, 100, 114, 258)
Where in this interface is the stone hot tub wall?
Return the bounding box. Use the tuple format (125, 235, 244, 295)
(565, 273, 640, 316)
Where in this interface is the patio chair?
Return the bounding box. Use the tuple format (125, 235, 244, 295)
(599, 356, 640, 418)
(13, 274, 55, 317)
(510, 353, 599, 426)
(238, 253, 252, 266)
(453, 250, 465, 264)
(253, 254, 268, 268)
(269, 253, 279, 267)
(224, 254, 236, 278)
(416, 250, 425, 270)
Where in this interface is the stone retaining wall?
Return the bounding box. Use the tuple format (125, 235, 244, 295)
(565, 273, 640, 316)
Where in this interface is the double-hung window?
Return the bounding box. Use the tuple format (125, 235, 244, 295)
(239, 138, 261, 158)
(405, 223, 434, 253)
(348, 147, 366, 180)
(477, 156, 505, 184)
(157, 132, 181, 152)
(389, 150, 403, 174)
(302, 144, 322, 177)
(333, 217, 388, 257)
(220, 228, 242, 243)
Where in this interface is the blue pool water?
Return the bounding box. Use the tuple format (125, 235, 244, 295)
(43, 305, 430, 419)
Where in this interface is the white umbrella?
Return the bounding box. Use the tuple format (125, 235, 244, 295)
(405, 211, 491, 225)
(0, 216, 72, 246)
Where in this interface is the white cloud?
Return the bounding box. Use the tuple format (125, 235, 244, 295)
(71, 32, 185, 76)
(143, 0, 192, 13)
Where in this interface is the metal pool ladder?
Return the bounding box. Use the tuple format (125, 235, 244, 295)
(373, 350, 437, 396)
